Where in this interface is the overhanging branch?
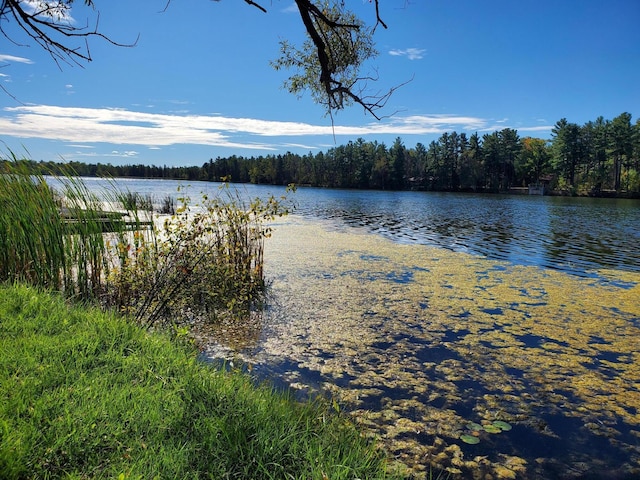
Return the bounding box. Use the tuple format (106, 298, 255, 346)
(292, 0, 401, 120)
(0, 0, 136, 68)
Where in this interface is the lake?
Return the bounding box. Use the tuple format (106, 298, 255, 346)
(73, 177, 640, 276)
(75, 178, 640, 479)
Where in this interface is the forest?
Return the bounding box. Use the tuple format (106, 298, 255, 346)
(14, 112, 640, 197)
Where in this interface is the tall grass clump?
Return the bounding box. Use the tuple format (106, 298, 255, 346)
(0, 284, 398, 479)
(0, 163, 66, 289)
(0, 159, 291, 328)
(0, 161, 115, 299)
(159, 193, 176, 214)
(117, 189, 154, 211)
(108, 183, 293, 327)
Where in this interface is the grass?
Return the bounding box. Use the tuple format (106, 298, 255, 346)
(0, 162, 132, 301)
(0, 284, 398, 479)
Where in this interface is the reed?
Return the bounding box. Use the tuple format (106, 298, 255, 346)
(0, 162, 128, 302)
(0, 159, 288, 328)
(117, 189, 154, 211)
(0, 162, 69, 291)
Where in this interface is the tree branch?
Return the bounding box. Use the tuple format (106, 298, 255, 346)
(1, 0, 136, 68)
(1, 0, 403, 119)
(372, 0, 388, 32)
(243, 0, 267, 13)
(291, 0, 401, 120)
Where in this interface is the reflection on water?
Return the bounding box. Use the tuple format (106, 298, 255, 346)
(58, 178, 640, 276)
(296, 190, 639, 277)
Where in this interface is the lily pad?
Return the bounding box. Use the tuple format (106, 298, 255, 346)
(460, 434, 480, 444)
(467, 422, 484, 431)
(483, 424, 502, 434)
(493, 420, 512, 431)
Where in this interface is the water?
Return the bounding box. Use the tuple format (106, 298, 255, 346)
(67, 177, 640, 277)
(64, 177, 640, 479)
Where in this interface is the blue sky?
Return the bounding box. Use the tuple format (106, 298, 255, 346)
(0, 0, 638, 167)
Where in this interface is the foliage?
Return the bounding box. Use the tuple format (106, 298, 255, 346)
(517, 137, 550, 185)
(272, 0, 379, 116)
(0, 0, 131, 68)
(0, 159, 291, 328)
(0, 283, 398, 479)
(0, 160, 112, 299)
(1, 0, 394, 116)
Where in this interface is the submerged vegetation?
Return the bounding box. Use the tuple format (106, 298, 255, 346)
(255, 219, 640, 479)
(0, 284, 395, 479)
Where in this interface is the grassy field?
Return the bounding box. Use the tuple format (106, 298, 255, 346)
(0, 284, 398, 479)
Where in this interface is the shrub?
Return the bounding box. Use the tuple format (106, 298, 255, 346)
(107, 184, 292, 328)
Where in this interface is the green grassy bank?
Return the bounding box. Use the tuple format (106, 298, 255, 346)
(0, 284, 396, 479)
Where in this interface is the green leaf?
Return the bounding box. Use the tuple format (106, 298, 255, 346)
(483, 424, 502, 434)
(460, 434, 480, 444)
(492, 420, 512, 431)
(466, 422, 483, 431)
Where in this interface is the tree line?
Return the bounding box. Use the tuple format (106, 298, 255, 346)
(202, 112, 640, 195)
(10, 112, 639, 197)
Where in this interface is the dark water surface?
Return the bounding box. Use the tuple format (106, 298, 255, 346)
(72, 177, 640, 277)
(295, 188, 640, 277)
(70, 177, 640, 479)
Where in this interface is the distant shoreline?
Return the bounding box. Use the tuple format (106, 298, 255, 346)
(47, 172, 640, 200)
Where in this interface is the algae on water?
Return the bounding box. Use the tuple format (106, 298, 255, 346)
(204, 216, 640, 479)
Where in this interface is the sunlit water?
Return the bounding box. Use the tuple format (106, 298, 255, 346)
(67, 178, 640, 479)
(64, 177, 640, 277)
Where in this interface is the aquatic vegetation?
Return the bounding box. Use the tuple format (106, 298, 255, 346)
(482, 424, 503, 434)
(220, 216, 640, 479)
(492, 421, 512, 431)
(459, 434, 480, 445)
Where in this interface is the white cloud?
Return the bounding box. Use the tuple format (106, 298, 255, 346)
(0, 105, 491, 145)
(479, 123, 553, 134)
(388, 48, 426, 60)
(66, 144, 94, 149)
(110, 150, 139, 157)
(281, 142, 320, 151)
(518, 125, 553, 132)
(380, 114, 488, 134)
(23, 0, 75, 24)
(0, 54, 34, 64)
(0, 105, 277, 149)
(0, 104, 551, 151)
